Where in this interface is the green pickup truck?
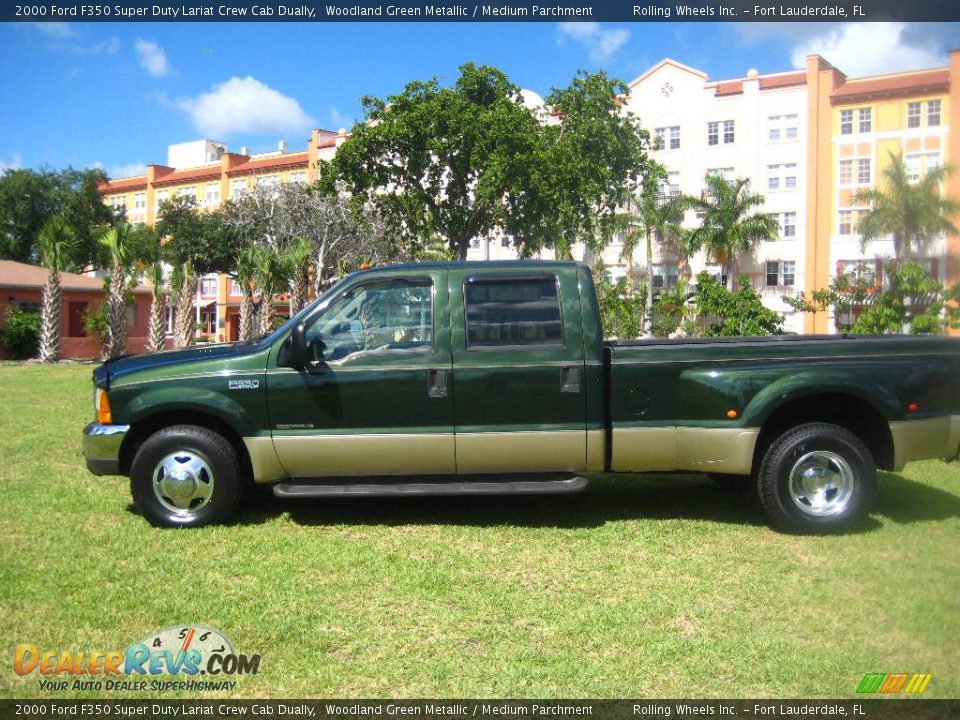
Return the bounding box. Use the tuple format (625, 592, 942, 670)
(82, 261, 960, 532)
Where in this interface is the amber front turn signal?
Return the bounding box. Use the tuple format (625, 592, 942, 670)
(726, 409, 738, 419)
(95, 389, 113, 425)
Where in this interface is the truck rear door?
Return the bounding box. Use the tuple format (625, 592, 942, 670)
(447, 267, 588, 474)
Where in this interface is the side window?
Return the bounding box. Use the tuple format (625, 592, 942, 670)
(464, 277, 563, 348)
(306, 279, 433, 361)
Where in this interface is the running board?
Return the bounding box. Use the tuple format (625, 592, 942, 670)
(272, 474, 589, 498)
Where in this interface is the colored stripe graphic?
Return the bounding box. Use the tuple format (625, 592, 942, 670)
(856, 673, 886, 693)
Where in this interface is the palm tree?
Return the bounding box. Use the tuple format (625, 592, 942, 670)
(854, 150, 959, 259)
(254, 245, 292, 337)
(285, 236, 313, 316)
(622, 165, 690, 336)
(99, 223, 135, 360)
(685, 174, 779, 291)
(233, 246, 258, 342)
(145, 262, 167, 353)
(170, 261, 197, 349)
(36, 216, 76, 363)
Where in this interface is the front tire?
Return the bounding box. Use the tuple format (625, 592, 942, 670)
(130, 425, 242, 528)
(757, 422, 877, 533)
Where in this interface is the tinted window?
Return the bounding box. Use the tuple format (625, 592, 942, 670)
(465, 277, 563, 348)
(307, 279, 433, 361)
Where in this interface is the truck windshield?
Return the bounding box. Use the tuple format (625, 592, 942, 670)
(239, 274, 355, 348)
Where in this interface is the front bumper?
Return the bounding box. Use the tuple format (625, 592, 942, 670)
(82, 422, 130, 476)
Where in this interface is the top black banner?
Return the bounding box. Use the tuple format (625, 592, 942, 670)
(6, 0, 960, 23)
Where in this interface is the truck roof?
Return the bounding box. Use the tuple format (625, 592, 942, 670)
(356, 259, 589, 274)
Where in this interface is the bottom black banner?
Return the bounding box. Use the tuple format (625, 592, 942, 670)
(0, 700, 957, 720)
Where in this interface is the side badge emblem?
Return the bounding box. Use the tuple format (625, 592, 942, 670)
(228, 379, 260, 390)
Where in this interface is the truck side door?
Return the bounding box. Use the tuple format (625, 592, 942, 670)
(266, 270, 455, 477)
(448, 268, 588, 474)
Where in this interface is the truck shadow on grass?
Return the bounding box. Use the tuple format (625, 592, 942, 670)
(217, 470, 960, 531)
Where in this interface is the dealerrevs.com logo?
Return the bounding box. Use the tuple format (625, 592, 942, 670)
(14, 625, 261, 693)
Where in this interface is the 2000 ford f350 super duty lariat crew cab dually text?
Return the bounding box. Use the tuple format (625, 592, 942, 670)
(82, 261, 960, 532)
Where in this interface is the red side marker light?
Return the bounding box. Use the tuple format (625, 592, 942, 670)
(907, 403, 919, 413)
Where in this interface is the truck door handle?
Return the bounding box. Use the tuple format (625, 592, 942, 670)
(560, 366, 581, 394)
(427, 369, 448, 398)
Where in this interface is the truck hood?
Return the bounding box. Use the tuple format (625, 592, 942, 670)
(100, 342, 267, 387)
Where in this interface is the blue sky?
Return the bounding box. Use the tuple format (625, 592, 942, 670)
(1, 20, 957, 177)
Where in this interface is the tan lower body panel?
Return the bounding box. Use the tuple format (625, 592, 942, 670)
(889, 415, 960, 470)
(244, 437, 288, 484)
(455, 430, 587, 474)
(270, 433, 456, 479)
(611, 426, 759, 475)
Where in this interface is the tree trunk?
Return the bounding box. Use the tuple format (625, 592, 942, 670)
(258, 293, 275, 337)
(147, 291, 166, 353)
(103, 266, 128, 360)
(645, 229, 654, 338)
(725, 258, 735, 292)
(290, 269, 308, 316)
(38, 269, 62, 363)
(238, 292, 254, 342)
(173, 272, 196, 349)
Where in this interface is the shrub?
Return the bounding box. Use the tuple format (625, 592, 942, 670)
(1, 307, 41, 359)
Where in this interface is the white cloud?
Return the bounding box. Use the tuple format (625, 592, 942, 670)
(328, 107, 352, 130)
(135, 39, 171, 77)
(791, 23, 945, 76)
(108, 163, 147, 179)
(557, 22, 630, 63)
(176, 76, 315, 137)
(29, 22, 75, 38)
(0, 154, 24, 176)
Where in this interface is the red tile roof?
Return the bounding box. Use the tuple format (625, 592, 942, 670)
(760, 72, 806, 90)
(714, 81, 743, 96)
(226, 152, 310, 176)
(832, 69, 949, 103)
(152, 165, 223, 187)
(100, 176, 148, 193)
(0, 260, 151, 293)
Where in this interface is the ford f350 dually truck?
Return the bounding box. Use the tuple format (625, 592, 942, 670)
(82, 261, 960, 532)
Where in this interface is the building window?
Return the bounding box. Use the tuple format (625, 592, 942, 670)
(199, 277, 217, 297)
(907, 102, 922, 128)
(906, 154, 922, 182)
(705, 264, 727, 287)
(290, 171, 307, 184)
(766, 261, 795, 287)
(109, 196, 126, 211)
(178, 186, 197, 201)
(707, 167, 734, 182)
(200, 307, 217, 335)
(707, 121, 734, 146)
(839, 259, 879, 286)
(652, 263, 679, 289)
(655, 126, 680, 150)
(768, 114, 798, 142)
(858, 108, 872, 133)
(256, 175, 280, 189)
(465, 277, 563, 348)
(205, 185, 220, 204)
(500, 233, 513, 248)
(133, 193, 146, 210)
(781, 212, 796, 238)
(927, 99, 941, 127)
(838, 210, 853, 235)
(723, 120, 735, 144)
(231, 179, 247, 198)
(17, 301, 41, 313)
(840, 109, 853, 135)
(857, 158, 871, 185)
(707, 122, 718, 146)
(229, 279, 243, 296)
(663, 171, 680, 196)
(767, 164, 796, 191)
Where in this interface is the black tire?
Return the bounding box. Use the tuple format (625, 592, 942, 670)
(130, 424, 242, 528)
(757, 422, 877, 534)
(708, 472, 753, 491)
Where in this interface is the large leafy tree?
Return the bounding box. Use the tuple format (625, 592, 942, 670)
(622, 162, 690, 335)
(321, 63, 650, 260)
(156, 195, 238, 274)
(854, 150, 959, 259)
(36, 216, 76, 363)
(0, 167, 113, 268)
(684, 174, 779, 291)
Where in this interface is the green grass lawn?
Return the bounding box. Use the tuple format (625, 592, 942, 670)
(1, 362, 958, 699)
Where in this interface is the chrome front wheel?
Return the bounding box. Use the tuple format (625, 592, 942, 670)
(152, 451, 215, 517)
